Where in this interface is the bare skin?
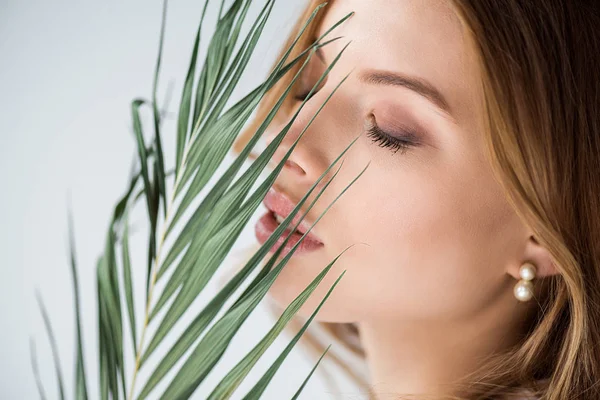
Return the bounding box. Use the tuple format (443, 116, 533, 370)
(260, 0, 558, 398)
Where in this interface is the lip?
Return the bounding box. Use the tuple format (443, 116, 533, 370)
(264, 188, 322, 237)
(253, 188, 324, 255)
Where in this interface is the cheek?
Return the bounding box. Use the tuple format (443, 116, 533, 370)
(330, 157, 520, 322)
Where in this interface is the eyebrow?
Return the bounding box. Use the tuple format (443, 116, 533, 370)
(316, 47, 452, 116)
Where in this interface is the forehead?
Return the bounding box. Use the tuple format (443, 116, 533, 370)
(316, 0, 481, 125)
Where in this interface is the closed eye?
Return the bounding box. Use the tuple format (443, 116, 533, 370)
(365, 114, 421, 155)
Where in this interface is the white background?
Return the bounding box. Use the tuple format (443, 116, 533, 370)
(0, 0, 367, 398)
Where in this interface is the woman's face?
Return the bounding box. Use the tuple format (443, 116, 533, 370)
(261, 0, 529, 324)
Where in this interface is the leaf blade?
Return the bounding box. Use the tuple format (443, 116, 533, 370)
(175, 0, 211, 177)
(35, 292, 66, 400)
(121, 209, 137, 355)
(66, 204, 89, 400)
(151, 0, 169, 217)
(29, 339, 48, 400)
(290, 345, 332, 400)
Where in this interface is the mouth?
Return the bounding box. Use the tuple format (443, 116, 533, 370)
(253, 188, 324, 256)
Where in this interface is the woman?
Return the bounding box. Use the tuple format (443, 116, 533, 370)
(233, 1, 600, 399)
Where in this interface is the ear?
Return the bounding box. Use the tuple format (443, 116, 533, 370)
(507, 235, 559, 280)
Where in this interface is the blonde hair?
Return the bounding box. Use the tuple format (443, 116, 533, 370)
(230, 1, 600, 399)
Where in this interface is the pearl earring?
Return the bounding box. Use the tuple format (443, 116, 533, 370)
(513, 262, 537, 302)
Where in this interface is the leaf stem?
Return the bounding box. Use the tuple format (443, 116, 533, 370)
(127, 194, 171, 400)
(126, 84, 213, 398)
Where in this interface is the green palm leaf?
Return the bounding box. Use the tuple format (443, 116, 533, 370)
(289, 345, 332, 400)
(30, 339, 48, 400)
(67, 205, 89, 399)
(35, 1, 365, 399)
(121, 209, 137, 356)
(35, 293, 66, 400)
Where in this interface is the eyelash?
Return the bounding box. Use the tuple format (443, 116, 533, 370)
(365, 121, 419, 155)
(295, 91, 418, 156)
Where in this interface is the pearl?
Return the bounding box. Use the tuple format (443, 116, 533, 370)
(519, 263, 537, 281)
(514, 280, 534, 302)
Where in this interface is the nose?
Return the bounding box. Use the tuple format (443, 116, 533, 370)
(264, 123, 308, 178)
(263, 95, 333, 185)
(281, 158, 306, 176)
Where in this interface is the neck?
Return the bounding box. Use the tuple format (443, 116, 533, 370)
(357, 288, 532, 400)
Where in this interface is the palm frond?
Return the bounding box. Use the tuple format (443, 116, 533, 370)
(35, 1, 364, 399)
